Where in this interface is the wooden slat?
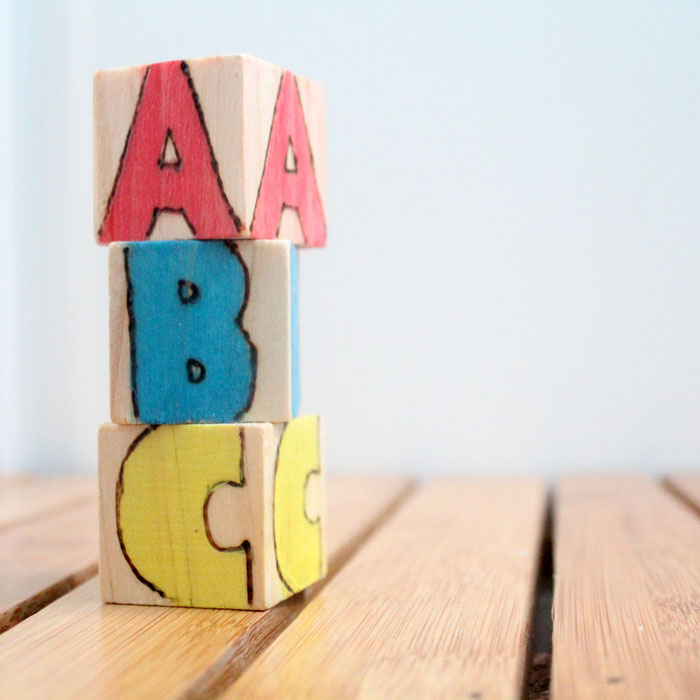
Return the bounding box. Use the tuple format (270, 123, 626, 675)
(0, 500, 98, 632)
(666, 473, 700, 515)
(551, 475, 700, 700)
(0, 476, 95, 532)
(228, 478, 547, 700)
(0, 476, 412, 700)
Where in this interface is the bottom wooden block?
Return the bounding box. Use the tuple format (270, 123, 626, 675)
(98, 417, 326, 610)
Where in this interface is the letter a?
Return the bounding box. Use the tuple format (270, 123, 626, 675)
(251, 71, 326, 246)
(98, 60, 240, 243)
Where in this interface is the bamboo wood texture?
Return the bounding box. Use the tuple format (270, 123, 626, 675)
(229, 478, 547, 700)
(666, 473, 700, 515)
(0, 476, 95, 532)
(0, 476, 412, 700)
(0, 499, 98, 633)
(551, 475, 700, 700)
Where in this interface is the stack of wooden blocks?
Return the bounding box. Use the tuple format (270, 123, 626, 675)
(94, 55, 328, 610)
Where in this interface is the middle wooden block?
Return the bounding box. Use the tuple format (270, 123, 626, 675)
(109, 239, 299, 424)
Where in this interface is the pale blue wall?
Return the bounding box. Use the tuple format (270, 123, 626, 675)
(3, 1, 700, 475)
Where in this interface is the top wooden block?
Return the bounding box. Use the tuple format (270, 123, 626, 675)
(94, 55, 327, 247)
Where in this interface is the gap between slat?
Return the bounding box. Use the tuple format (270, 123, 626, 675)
(663, 476, 700, 518)
(526, 491, 553, 700)
(0, 500, 99, 634)
(526, 475, 700, 700)
(0, 564, 98, 634)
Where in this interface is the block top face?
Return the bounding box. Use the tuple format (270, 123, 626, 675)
(94, 54, 326, 247)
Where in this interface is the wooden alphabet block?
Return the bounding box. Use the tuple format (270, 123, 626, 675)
(94, 55, 326, 247)
(109, 239, 299, 424)
(98, 417, 326, 610)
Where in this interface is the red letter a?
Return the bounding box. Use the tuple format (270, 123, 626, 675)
(98, 60, 240, 243)
(251, 71, 326, 246)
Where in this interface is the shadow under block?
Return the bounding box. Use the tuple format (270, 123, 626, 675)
(98, 418, 326, 611)
(109, 239, 299, 424)
(94, 54, 326, 247)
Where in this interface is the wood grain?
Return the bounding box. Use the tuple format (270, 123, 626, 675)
(99, 419, 325, 610)
(0, 500, 98, 633)
(666, 473, 700, 515)
(94, 55, 326, 246)
(109, 240, 299, 425)
(551, 475, 700, 700)
(0, 476, 412, 700)
(0, 476, 95, 532)
(228, 478, 547, 700)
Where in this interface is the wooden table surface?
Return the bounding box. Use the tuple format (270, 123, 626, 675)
(0, 473, 699, 699)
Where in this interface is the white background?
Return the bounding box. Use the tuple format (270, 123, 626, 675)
(2, 1, 700, 476)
